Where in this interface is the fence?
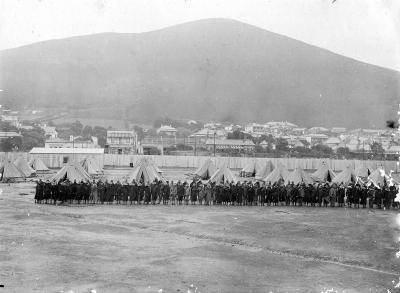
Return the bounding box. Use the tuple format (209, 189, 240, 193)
(1, 152, 398, 172)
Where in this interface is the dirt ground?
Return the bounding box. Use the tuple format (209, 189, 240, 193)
(1, 181, 400, 293)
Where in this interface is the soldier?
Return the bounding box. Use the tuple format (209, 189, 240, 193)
(375, 184, 382, 209)
(98, 180, 105, 204)
(367, 185, 375, 209)
(236, 181, 243, 206)
(190, 181, 197, 205)
(43, 180, 52, 204)
(360, 184, 367, 208)
(149, 179, 156, 205)
(337, 183, 345, 207)
(163, 181, 170, 205)
(129, 180, 136, 205)
(170, 181, 177, 205)
(70, 180, 78, 204)
(242, 181, 248, 206)
(123, 181, 130, 205)
(143, 182, 151, 204)
(177, 180, 184, 205)
(35, 179, 44, 204)
(383, 184, 391, 209)
(198, 182, 206, 205)
(265, 182, 272, 206)
(285, 183, 292, 206)
(329, 183, 337, 207)
(354, 183, 362, 208)
(390, 184, 397, 209)
(184, 181, 190, 205)
(205, 182, 212, 205)
(298, 183, 305, 207)
(58, 179, 67, 204)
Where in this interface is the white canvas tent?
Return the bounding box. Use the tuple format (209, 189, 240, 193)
(354, 164, 372, 179)
(126, 158, 164, 184)
(255, 160, 274, 180)
(311, 162, 336, 182)
(51, 162, 91, 182)
(209, 165, 237, 185)
(264, 164, 289, 184)
(332, 166, 358, 186)
(0, 161, 25, 182)
(286, 167, 313, 185)
(81, 157, 103, 176)
(240, 160, 261, 177)
(29, 157, 49, 173)
(368, 168, 387, 187)
(14, 157, 36, 177)
(194, 158, 217, 180)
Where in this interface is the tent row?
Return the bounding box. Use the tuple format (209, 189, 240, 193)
(0, 156, 105, 183)
(194, 159, 395, 186)
(0, 157, 50, 182)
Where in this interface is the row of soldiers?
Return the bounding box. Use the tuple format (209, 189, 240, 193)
(34, 178, 398, 209)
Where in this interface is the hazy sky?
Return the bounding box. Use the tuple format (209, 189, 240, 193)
(0, 0, 399, 71)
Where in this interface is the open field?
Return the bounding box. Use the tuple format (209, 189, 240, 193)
(1, 181, 400, 293)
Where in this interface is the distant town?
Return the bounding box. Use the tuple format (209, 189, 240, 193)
(0, 105, 399, 161)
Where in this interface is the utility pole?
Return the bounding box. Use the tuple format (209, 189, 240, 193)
(213, 131, 216, 157)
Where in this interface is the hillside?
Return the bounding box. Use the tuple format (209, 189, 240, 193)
(0, 18, 399, 127)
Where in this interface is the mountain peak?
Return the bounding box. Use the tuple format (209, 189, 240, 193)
(0, 19, 399, 128)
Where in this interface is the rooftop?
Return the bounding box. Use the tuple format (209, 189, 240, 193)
(0, 131, 21, 137)
(30, 147, 104, 154)
(205, 139, 255, 146)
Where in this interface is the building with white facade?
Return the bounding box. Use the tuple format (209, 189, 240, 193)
(105, 130, 137, 154)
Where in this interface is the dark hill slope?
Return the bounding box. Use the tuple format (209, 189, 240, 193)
(1, 19, 399, 127)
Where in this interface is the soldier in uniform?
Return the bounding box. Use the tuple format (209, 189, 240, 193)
(143, 182, 151, 204)
(98, 180, 105, 204)
(170, 181, 177, 205)
(70, 180, 78, 204)
(43, 180, 52, 204)
(184, 181, 190, 205)
(375, 184, 382, 209)
(129, 180, 136, 205)
(337, 183, 345, 207)
(177, 180, 184, 205)
(285, 182, 292, 206)
(35, 179, 44, 204)
(360, 184, 367, 208)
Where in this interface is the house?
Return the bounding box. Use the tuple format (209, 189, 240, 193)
(331, 127, 347, 134)
(105, 130, 137, 154)
(265, 121, 297, 129)
(157, 125, 177, 137)
(259, 140, 269, 149)
(45, 137, 100, 149)
(0, 131, 21, 140)
(291, 140, 305, 148)
(1, 115, 20, 128)
(205, 139, 255, 152)
(387, 145, 400, 155)
(244, 123, 265, 135)
(29, 147, 104, 167)
(326, 137, 341, 150)
(308, 127, 329, 134)
(189, 128, 226, 143)
(346, 138, 359, 151)
(305, 134, 329, 146)
(19, 125, 34, 130)
(204, 122, 223, 130)
(292, 128, 306, 135)
(42, 125, 58, 139)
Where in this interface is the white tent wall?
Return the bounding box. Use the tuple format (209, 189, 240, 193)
(1, 152, 398, 171)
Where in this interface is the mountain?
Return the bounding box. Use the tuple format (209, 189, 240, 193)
(0, 18, 399, 128)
